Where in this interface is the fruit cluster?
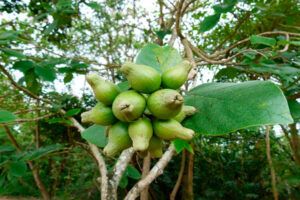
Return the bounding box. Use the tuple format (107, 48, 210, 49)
(81, 61, 196, 158)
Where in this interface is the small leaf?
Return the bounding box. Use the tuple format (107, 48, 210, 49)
(172, 139, 194, 154)
(0, 31, 19, 40)
(288, 100, 300, 121)
(0, 110, 16, 123)
(118, 175, 128, 188)
(21, 144, 63, 161)
(87, 2, 102, 11)
(13, 60, 35, 73)
(34, 66, 56, 81)
(9, 161, 27, 177)
(0, 145, 15, 153)
(199, 14, 221, 32)
(155, 29, 172, 40)
(81, 125, 107, 148)
(290, 41, 300, 46)
(64, 108, 81, 117)
(250, 35, 276, 47)
(1, 48, 26, 58)
(64, 72, 73, 83)
(213, 2, 236, 13)
(126, 165, 141, 180)
(117, 81, 130, 92)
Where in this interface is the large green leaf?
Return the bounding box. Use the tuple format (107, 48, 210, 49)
(0, 110, 16, 123)
(199, 14, 221, 32)
(134, 43, 182, 72)
(81, 125, 107, 148)
(184, 81, 293, 135)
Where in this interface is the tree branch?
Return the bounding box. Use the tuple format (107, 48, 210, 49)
(170, 150, 186, 200)
(124, 144, 176, 200)
(265, 126, 279, 200)
(111, 147, 135, 187)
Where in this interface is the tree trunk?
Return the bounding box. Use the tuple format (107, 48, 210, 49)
(181, 150, 194, 200)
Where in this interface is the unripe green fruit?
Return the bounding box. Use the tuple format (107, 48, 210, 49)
(81, 102, 116, 125)
(86, 73, 120, 105)
(153, 119, 195, 140)
(162, 60, 192, 89)
(128, 117, 153, 151)
(103, 122, 132, 157)
(112, 90, 146, 122)
(173, 105, 197, 122)
(120, 62, 161, 93)
(148, 136, 163, 158)
(147, 89, 183, 119)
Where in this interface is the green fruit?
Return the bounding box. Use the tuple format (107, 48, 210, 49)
(173, 105, 197, 122)
(147, 89, 183, 119)
(120, 62, 161, 93)
(112, 90, 146, 122)
(103, 122, 132, 157)
(153, 119, 195, 140)
(86, 73, 119, 105)
(148, 136, 163, 158)
(128, 117, 153, 151)
(162, 60, 192, 89)
(81, 102, 116, 125)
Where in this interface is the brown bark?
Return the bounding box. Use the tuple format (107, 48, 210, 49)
(170, 150, 186, 200)
(289, 124, 300, 165)
(181, 151, 194, 200)
(140, 152, 151, 200)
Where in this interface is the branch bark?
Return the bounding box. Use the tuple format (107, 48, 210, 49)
(111, 147, 135, 188)
(140, 152, 151, 200)
(124, 144, 176, 200)
(265, 126, 279, 200)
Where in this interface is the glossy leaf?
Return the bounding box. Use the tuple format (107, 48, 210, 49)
(184, 81, 293, 135)
(199, 14, 221, 32)
(135, 43, 182, 72)
(81, 125, 107, 148)
(0, 110, 16, 123)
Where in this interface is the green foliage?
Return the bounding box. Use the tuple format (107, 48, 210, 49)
(184, 81, 293, 135)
